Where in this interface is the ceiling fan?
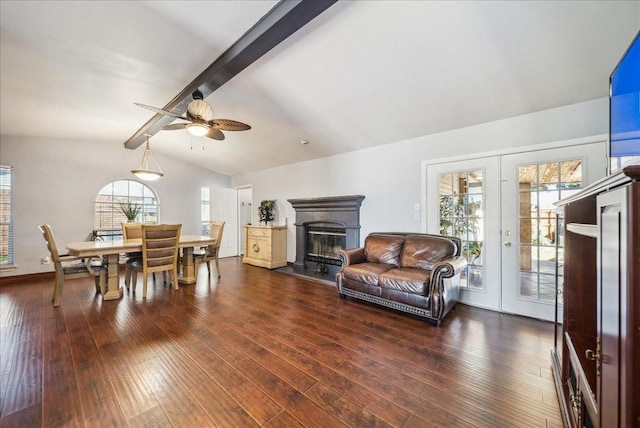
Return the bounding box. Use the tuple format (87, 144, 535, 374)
(134, 89, 251, 140)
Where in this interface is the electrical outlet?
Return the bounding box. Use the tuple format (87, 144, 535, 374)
(414, 212, 420, 220)
(41, 255, 51, 265)
(414, 203, 420, 211)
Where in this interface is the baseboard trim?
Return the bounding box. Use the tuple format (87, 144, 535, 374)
(1, 271, 55, 284)
(1, 265, 127, 285)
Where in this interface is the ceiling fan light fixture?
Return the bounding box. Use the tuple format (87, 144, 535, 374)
(131, 134, 164, 181)
(186, 122, 210, 137)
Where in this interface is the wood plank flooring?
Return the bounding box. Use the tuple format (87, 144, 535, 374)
(0, 257, 563, 427)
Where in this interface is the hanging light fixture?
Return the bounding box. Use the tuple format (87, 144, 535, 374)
(131, 134, 164, 181)
(185, 122, 209, 137)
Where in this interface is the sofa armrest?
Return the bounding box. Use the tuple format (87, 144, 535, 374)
(431, 256, 467, 281)
(337, 248, 365, 267)
(428, 256, 467, 320)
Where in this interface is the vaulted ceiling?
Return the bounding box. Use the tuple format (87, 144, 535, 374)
(1, 1, 638, 176)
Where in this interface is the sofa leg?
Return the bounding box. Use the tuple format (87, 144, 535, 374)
(339, 293, 347, 300)
(429, 318, 441, 327)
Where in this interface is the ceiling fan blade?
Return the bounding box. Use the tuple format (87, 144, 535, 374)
(206, 128, 225, 140)
(211, 119, 251, 131)
(134, 103, 186, 120)
(162, 123, 187, 131)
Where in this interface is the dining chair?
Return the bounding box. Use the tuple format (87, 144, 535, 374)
(39, 224, 105, 307)
(130, 224, 182, 298)
(121, 222, 142, 290)
(193, 221, 225, 278)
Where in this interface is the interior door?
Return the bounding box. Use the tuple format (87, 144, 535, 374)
(427, 157, 501, 311)
(212, 188, 238, 258)
(500, 142, 606, 320)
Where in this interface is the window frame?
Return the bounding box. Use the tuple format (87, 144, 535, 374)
(0, 166, 14, 268)
(201, 187, 210, 235)
(94, 179, 159, 240)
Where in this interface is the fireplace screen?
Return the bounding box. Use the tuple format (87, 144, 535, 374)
(306, 226, 346, 267)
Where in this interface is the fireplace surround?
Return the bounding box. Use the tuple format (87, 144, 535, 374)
(287, 195, 365, 277)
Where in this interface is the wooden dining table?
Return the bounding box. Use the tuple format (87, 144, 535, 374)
(67, 235, 217, 301)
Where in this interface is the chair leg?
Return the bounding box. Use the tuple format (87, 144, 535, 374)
(94, 273, 102, 295)
(143, 274, 148, 298)
(52, 276, 58, 303)
(124, 264, 131, 290)
(53, 270, 64, 307)
(172, 269, 179, 291)
(214, 256, 221, 279)
(131, 271, 138, 294)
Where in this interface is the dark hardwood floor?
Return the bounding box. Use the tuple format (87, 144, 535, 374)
(0, 257, 562, 427)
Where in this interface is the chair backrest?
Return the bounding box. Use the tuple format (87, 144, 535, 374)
(140, 224, 182, 271)
(122, 222, 143, 240)
(210, 221, 225, 243)
(39, 224, 62, 262)
(206, 221, 225, 253)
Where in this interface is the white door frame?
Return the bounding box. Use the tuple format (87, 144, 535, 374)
(236, 185, 253, 256)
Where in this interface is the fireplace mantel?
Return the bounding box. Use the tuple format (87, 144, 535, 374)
(287, 195, 365, 276)
(287, 195, 365, 213)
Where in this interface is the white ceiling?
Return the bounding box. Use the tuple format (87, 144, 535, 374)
(1, 1, 638, 176)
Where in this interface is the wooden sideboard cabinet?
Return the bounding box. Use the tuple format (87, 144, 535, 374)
(552, 165, 639, 428)
(242, 225, 287, 269)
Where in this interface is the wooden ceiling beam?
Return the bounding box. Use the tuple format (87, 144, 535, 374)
(124, 0, 337, 150)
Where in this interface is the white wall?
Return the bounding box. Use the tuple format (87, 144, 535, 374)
(1, 136, 231, 277)
(232, 98, 609, 262)
(1, 98, 609, 276)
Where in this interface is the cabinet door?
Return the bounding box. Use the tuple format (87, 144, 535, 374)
(253, 236, 271, 261)
(597, 187, 627, 428)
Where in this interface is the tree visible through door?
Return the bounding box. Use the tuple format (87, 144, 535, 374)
(438, 170, 484, 289)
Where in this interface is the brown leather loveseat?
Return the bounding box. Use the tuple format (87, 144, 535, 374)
(336, 232, 467, 326)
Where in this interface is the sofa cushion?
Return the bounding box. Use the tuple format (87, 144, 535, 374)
(379, 267, 431, 295)
(343, 262, 396, 286)
(400, 235, 456, 270)
(364, 234, 405, 266)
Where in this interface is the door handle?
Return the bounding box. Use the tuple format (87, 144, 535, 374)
(504, 241, 512, 248)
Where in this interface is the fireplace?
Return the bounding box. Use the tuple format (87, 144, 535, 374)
(287, 195, 365, 277)
(306, 225, 346, 272)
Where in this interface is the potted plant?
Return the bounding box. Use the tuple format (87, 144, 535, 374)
(258, 200, 276, 225)
(119, 202, 141, 222)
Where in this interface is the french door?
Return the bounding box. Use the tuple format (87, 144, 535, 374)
(426, 157, 501, 310)
(426, 141, 606, 319)
(500, 142, 605, 320)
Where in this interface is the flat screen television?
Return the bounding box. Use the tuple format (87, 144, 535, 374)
(609, 30, 640, 173)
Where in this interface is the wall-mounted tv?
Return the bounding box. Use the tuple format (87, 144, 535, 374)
(610, 30, 640, 173)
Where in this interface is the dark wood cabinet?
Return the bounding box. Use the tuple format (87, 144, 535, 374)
(552, 165, 639, 428)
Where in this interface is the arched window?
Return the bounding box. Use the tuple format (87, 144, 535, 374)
(94, 179, 158, 239)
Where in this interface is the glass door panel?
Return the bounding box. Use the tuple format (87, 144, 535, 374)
(518, 162, 564, 303)
(438, 170, 484, 289)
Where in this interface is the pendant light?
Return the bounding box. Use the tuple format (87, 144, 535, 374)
(131, 134, 163, 181)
